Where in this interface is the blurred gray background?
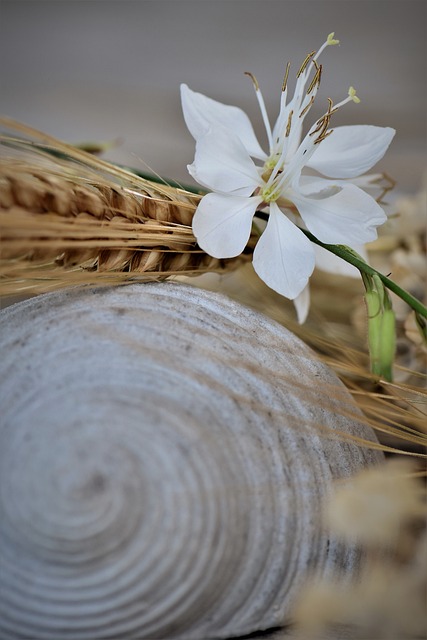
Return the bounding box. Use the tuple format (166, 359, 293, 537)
(1, 0, 426, 194)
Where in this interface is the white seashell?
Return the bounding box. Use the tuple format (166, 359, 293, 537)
(0, 282, 382, 639)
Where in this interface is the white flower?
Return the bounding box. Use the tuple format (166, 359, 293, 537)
(181, 34, 395, 322)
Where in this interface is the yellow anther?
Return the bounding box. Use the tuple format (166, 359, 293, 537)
(297, 51, 316, 77)
(327, 32, 340, 46)
(244, 71, 259, 91)
(282, 62, 291, 92)
(348, 86, 361, 103)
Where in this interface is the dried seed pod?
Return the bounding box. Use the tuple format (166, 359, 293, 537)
(0, 283, 383, 639)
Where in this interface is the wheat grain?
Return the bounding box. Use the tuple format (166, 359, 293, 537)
(0, 120, 252, 295)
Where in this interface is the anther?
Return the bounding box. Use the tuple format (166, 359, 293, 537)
(317, 98, 337, 121)
(326, 97, 336, 115)
(297, 51, 316, 77)
(306, 64, 322, 95)
(299, 95, 315, 118)
(315, 129, 334, 144)
(310, 116, 329, 138)
(285, 110, 294, 137)
(282, 62, 291, 92)
(244, 71, 259, 91)
(316, 120, 330, 139)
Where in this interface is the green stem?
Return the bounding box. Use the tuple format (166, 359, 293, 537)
(299, 228, 427, 319)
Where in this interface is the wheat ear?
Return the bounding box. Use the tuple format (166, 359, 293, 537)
(0, 118, 252, 296)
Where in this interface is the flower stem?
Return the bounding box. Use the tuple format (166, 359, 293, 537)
(298, 228, 427, 319)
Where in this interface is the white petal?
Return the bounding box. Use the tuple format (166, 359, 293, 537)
(292, 182, 387, 245)
(293, 285, 311, 324)
(299, 173, 388, 198)
(193, 192, 261, 258)
(306, 125, 395, 178)
(189, 127, 262, 196)
(298, 175, 341, 197)
(180, 84, 267, 160)
(314, 243, 368, 277)
(253, 203, 315, 299)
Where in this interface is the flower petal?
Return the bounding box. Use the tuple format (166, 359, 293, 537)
(253, 203, 315, 299)
(181, 84, 267, 160)
(293, 285, 311, 324)
(299, 173, 386, 198)
(291, 182, 387, 245)
(314, 243, 368, 277)
(188, 127, 262, 196)
(193, 192, 261, 258)
(306, 125, 395, 178)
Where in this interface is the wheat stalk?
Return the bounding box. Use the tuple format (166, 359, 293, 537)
(0, 118, 252, 295)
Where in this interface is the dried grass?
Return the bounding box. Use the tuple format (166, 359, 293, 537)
(0, 117, 251, 296)
(292, 459, 427, 640)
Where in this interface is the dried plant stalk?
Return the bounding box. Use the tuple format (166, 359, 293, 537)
(0, 118, 251, 295)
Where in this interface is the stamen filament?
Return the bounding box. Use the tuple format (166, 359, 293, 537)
(245, 71, 273, 149)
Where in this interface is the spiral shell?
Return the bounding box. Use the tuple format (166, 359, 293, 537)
(0, 282, 382, 639)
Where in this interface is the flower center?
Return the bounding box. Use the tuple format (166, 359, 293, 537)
(260, 170, 284, 202)
(260, 184, 278, 202)
(261, 155, 281, 182)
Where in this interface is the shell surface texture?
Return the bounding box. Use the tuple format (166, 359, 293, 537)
(0, 282, 382, 639)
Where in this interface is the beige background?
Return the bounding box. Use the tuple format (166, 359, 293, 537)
(0, 0, 426, 193)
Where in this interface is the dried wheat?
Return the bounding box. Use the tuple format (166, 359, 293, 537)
(0, 118, 252, 295)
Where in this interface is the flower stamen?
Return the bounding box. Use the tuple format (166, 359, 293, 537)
(299, 95, 315, 118)
(307, 64, 322, 95)
(244, 71, 259, 91)
(245, 71, 273, 149)
(297, 51, 316, 78)
(309, 98, 335, 143)
(282, 62, 291, 92)
(285, 110, 294, 137)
